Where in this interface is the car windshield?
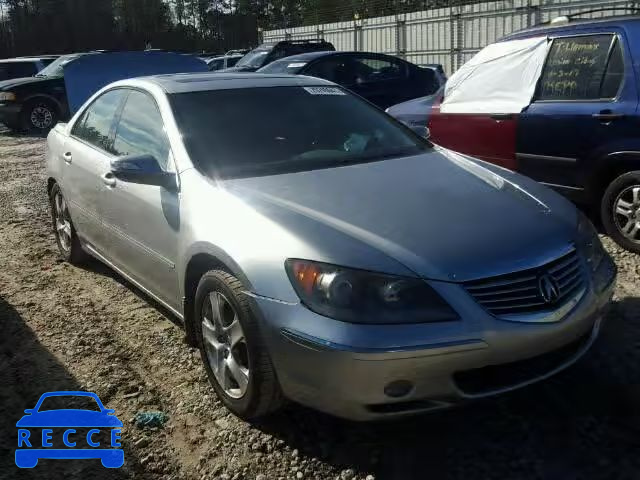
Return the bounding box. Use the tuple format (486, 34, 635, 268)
(235, 49, 270, 68)
(36, 53, 84, 78)
(170, 86, 429, 179)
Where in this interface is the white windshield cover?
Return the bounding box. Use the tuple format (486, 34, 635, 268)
(441, 36, 550, 114)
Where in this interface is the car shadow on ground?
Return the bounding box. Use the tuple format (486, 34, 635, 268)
(0, 296, 139, 479)
(77, 257, 183, 330)
(255, 296, 640, 480)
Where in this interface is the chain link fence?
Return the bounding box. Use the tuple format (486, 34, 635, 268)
(264, 0, 639, 73)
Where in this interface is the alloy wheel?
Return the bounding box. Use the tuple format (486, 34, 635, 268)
(201, 291, 250, 399)
(53, 191, 72, 253)
(613, 185, 640, 242)
(30, 105, 53, 130)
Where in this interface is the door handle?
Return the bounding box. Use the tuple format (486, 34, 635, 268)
(63, 152, 72, 164)
(490, 113, 514, 121)
(592, 112, 625, 122)
(101, 172, 116, 188)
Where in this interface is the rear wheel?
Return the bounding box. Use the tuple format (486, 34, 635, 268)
(49, 184, 87, 264)
(195, 270, 284, 419)
(22, 99, 58, 134)
(601, 171, 640, 254)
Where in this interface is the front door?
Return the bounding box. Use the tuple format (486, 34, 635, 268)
(428, 102, 519, 170)
(517, 32, 638, 195)
(62, 88, 126, 249)
(100, 89, 181, 310)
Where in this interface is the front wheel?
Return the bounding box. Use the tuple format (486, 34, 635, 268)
(22, 99, 58, 134)
(195, 270, 284, 419)
(49, 184, 87, 264)
(601, 171, 640, 254)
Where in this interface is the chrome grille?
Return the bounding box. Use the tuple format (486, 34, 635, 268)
(464, 249, 585, 317)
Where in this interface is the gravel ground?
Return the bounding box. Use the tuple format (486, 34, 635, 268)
(0, 127, 638, 480)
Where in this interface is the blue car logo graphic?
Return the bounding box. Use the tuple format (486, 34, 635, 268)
(16, 391, 123, 468)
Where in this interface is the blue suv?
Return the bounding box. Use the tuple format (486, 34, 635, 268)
(429, 13, 640, 254)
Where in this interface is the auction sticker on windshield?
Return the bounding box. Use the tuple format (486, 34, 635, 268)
(303, 86, 346, 95)
(15, 391, 124, 469)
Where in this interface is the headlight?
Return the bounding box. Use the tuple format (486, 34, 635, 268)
(285, 259, 458, 324)
(0, 92, 16, 101)
(577, 212, 605, 272)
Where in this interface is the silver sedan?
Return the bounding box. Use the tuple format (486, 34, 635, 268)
(46, 74, 616, 421)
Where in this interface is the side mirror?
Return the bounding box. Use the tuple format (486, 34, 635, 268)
(409, 124, 430, 139)
(111, 154, 177, 191)
(24, 409, 34, 414)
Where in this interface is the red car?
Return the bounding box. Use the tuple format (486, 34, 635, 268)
(429, 14, 640, 255)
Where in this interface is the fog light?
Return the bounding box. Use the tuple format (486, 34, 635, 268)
(383, 380, 413, 398)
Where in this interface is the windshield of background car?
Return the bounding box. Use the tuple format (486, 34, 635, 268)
(170, 85, 429, 179)
(235, 49, 271, 68)
(258, 59, 307, 74)
(37, 53, 84, 77)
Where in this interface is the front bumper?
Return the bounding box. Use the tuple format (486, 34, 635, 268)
(254, 258, 616, 421)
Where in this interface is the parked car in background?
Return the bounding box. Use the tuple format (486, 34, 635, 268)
(0, 57, 57, 81)
(47, 73, 615, 421)
(428, 15, 640, 254)
(0, 53, 85, 133)
(225, 49, 250, 56)
(220, 39, 335, 72)
(258, 51, 441, 109)
(206, 54, 243, 71)
(0, 51, 206, 134)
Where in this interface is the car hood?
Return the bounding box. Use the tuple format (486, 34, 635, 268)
(0, 76, 54, 90)
(225, 148, 578, 282)
(16, 410, 123, 427)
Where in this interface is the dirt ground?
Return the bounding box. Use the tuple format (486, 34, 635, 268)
(0, 127, 638, 480)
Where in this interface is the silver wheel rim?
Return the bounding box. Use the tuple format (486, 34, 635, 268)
(53, 191, 72, 253)
(201, 291, 249, 399)
(30, 105, 53, 130)
(613, 185, 640, 242)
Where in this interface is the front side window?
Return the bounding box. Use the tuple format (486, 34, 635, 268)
(170, 86, 429, 179)
(537, 34, 623, 101)
(112, 90, 170, 168)
(71, 89, 126, 152)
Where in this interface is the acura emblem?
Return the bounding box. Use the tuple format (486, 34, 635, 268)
(538, 274, 560, 304)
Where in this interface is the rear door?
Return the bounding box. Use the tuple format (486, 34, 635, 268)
(517, 31, 637, 193)
(100, 89, 180, 308)
(347, 54, 412, 109)
(62, 89, 126, 249)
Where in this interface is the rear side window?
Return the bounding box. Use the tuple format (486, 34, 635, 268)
(227, 56, 240, 68)
(352, 56, 405, 83)
(72, 89, 126, 152)
(537, 34, 623, 101)
(112, 90, 170, 169)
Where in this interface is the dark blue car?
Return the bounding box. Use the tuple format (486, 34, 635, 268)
(16, 391, 123, 468)
(258, 51, 441, 109)
(429, 13, 640, 254)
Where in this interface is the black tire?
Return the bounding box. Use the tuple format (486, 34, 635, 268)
(49, 183, 87, 264)
(194, 270, 284, 419)
(601, 170, 640, 254)
(21, 99, 58, 134)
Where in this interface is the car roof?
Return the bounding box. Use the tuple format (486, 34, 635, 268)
(272, 51, 394, 63)
(503, 15, 640, 41)
(143, 72, 334, 93)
